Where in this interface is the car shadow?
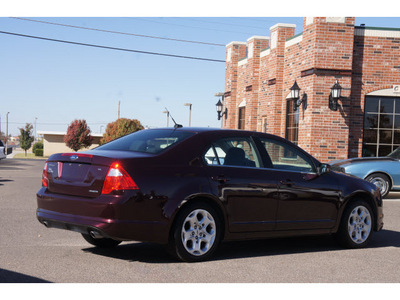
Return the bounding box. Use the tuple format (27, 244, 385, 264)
(82, 229, 400, 263)
(0, 268, 52, 283)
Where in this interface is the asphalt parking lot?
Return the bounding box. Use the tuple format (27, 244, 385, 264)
(1, 158, 400, 283)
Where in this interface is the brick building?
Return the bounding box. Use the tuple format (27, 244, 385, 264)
(223, 17, 400, 162)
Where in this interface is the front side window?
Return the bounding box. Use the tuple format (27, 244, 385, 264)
(204, 137, 260, 168)
(260, 138, 315, 173)
(363, 96, 400, 157)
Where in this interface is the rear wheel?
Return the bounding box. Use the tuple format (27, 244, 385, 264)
(336, 200, 374, 248)
(169, 202, 222, 262)
(365, 173, 390, 198)
(81, 233, 122, 248)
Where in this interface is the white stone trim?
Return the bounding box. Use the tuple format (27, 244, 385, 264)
(248, 42, 254, 58)
(355, 27, 400, 38)
(238, 58, 248, 66)
(238, 100, 247, 107)
(247, 36, 270, 42)
(226, 41, 247, 48)
(226, 48, 232, 62)
(270, 23, 296, 31)
(305, 17, 314, 26)
(367, 87, 400, 97)
(285, 34, 303, 48)
(260, 48, 270, 58)
(271, 31, 277, 49)
(326, 17, 346, 23)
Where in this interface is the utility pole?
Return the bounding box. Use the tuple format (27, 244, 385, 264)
(34, 117, 37, 142)
(118, 101, 120, 119)
(6, 112, 9, 154)
(163, 110, 170, 127)
(184, 103, 192, 127)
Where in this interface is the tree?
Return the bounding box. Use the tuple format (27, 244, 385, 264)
(19, 123, 34, 157)
(64, 119, 93, 152)
(101, 118, 144, 145)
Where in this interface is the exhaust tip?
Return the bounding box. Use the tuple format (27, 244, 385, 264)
(89, 230, 103, 239)
(43, 221, 49, 228)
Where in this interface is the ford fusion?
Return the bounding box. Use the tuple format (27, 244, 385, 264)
(36, 128, 383, 262)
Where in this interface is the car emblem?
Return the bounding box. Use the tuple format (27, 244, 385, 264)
(70, 155, 79, 161)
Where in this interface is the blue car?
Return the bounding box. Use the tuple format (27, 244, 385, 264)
(330, 147, 400, 198)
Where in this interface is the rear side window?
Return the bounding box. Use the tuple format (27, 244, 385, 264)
(204, 137, 261, 168)
(96, 129, 195, 154)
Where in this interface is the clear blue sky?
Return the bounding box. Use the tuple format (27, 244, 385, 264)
(1, 2, 399, 136)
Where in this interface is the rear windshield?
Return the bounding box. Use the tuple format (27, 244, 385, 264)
(96, 129, 195, 154)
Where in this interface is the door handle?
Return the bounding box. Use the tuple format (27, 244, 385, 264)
(211, 175, 229, 184)
(280, 179, 293, 187)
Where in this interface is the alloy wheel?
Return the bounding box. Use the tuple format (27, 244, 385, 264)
(347, 205, 372, 244)
(181, 209, 216, 256)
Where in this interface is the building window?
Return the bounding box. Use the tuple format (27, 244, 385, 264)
(238, 107, 246, 129)
(285, 99, 299, 145)
(362, 96, 400, 157)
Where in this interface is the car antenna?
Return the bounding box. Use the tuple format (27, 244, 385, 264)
(165, 107, 183, 129)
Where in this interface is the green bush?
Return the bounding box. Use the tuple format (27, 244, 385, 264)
(32, 141, 43, 153)
(34, 149, 44, 157)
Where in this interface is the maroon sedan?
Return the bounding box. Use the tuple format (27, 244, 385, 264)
(37, 128, 383, 262)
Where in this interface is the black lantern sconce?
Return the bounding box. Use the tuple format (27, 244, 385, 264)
(290, 81, 308, 112)
(216, 99, 228, 120)
(329, 80, 343, 111)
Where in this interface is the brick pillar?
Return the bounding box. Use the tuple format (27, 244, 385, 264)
(300, 17, 355, 162)
(258, 23, 296, 136)
(243, 36, 269, 131)
(224, 42, 247, 129)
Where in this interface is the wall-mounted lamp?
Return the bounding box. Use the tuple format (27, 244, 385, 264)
(216, 99, 228, 120)
(290, 80, 300, 100)
(290, 81, 307, 111)
(329, 80, 342, 111)
(294, 93, 308, 112)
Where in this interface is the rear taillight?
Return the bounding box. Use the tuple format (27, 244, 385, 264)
(101, 162, 139, 194)
(42, 161, 48, 187)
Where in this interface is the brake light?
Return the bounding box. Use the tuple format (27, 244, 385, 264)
(42, 161, 48, 187)
(101, 162, 139, 194)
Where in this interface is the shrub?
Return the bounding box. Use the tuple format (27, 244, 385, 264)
(32, 141, 43, 154)
(100, 118, 144, 145)
(35, 149, 44, 157)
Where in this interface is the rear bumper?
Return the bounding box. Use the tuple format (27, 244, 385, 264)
(36, 188, 170, 244)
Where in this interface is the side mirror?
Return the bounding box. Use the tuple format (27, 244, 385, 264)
(318, 163, 331, 175)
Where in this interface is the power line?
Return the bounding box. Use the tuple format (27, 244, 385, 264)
(133, 17, 256, 35)
(0, 30, 225, 63)
(189, 18, 268, 30)
(11, 17, 226, 47)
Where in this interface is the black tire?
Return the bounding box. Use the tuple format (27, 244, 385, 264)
(336, 200, 374, 249)
(81, 233, 122, 248)
(365, 173, 391, 198)
(169, 202, 222, 262)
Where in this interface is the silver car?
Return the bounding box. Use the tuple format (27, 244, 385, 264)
(0, 140, 6, 160)
(330, 147, 400, 198)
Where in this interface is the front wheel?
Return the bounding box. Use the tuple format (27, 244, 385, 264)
(365, 173, 390, 198)
(169, 202, 222, 262)
(336, 200, 374, 249)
